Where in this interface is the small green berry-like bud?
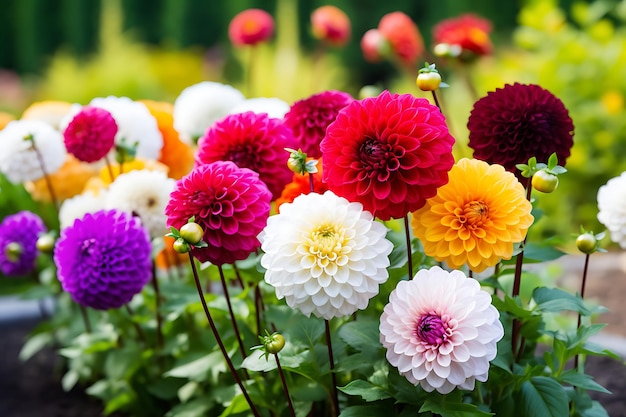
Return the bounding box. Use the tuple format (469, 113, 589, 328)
(532, 169, 559, 193)
(36, 234, 56, 253)
(179, 222, 204, 245)
(5, 242, 23, 262)
(265, 332, 285, 354)
(173, 238, 191, 254)
(576, 233, 597, 254)
(416, 72, 442, 91)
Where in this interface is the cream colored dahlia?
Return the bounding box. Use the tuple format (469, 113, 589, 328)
(59, 191, 108, 230)
(228, 97, 290, 119)
(259, 190, 393, 320)
(105, 169, 175, 238)
(380, 266, 504, 394)
(597, 171, 626, 248)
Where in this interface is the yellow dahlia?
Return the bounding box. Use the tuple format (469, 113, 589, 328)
(21, 100, 73, 129)
(411, 158, 533, 272)
(25, 154, 99, 202)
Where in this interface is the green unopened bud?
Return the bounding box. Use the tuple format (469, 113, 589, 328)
(115, 137, 139, 164)
(576, 233, 598, 254)
(532, 169, 559, 193)
(180, 222, 204, 245)
(5, 242, 23, 262)
(285, 148, 318, 175)
(173, 238, 191, 254)
(36, 234, 56, 253)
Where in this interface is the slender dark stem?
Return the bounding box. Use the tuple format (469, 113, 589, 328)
(574, 254, 591, 371)
(511, 177, 533, 359)
(80, 305, 92, 333)
(309, 172, 315, 193)
(324, 319, 339, 417)
(403, 215, 414, 278)
(151, 262, 164, 351)
(274, 353, 296, 417)
(218, 265, 248, 360)
(232, 262, 245, 288)
(254, 284, 263, 335)
(124, 304, 147, 344)
(32, 141, 59, 211)
(431, 90, 442, 111)
(188, 253, 261, 417)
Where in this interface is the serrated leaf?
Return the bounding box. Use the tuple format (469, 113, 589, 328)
(558, 370, 611, 393)
(533, 287, 591, 315)
(338, 319, 381, 354)
(519, 376, 569, 417)
(338, 379, 392, 402)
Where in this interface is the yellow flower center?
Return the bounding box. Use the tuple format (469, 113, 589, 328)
(448, 200, 491, 240)
(302, 224, 351, 276)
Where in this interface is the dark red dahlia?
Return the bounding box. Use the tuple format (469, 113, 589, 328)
(467, 83, 574, 176)
(165, 161, 272, 266)
(320, 91, 455, 220)
(284, 90, 354, 159)
(195, 111, 297, 200)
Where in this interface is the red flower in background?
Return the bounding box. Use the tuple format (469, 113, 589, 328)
(284, 90, 354, 159)
(196, 111, 297, 200)
(433, 13, 493, 59)
(360, 29, 387, 63)
(311, 5, 351, 47)
(378, 12, 424, 67)
(320, 91, 455, 221)
(228, 9, 274, 46)
(467, 83, 574, 176)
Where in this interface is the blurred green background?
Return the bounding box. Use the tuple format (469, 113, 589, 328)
(1, 0, 625, 246)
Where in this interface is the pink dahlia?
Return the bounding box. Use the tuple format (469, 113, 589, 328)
(228, 9, 274, 47)
(196, 111, 297, 200)
(378, 12, 424, 67)
(380, 266, 504, 394)
(467, 83, 574, 176)
(63, 106, 117, 163)
(433, 14, 493, 59)
(284, 90, 354, 158)
(320, 91, 455, 220)
(165, 161, 271, 265)
(360, 29, 387, 63)
(311, 5, 351, 47)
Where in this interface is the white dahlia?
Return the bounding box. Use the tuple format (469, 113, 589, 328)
(59, 191, 108, 230)
(105, 169, 175, 238)
(597, 171, 626, 248)
(0, 120, 66, 183)
(89, 96, 163, 160)
(380, 266, 504, 394)
(173, 81, 245, 143)
(259, 190, 393, 320)
(228, 97, 290, 119)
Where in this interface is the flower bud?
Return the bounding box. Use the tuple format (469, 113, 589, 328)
(179, 222, 204, 245)
(173, 238, 191, 254)
(265, 332, 285, 354)
(416, 71, 442, 91)
(576, 233, 597, 254)
(311, 5, 351, 47)
(532, 170, 559, 193)
(36, 234, 56, 253)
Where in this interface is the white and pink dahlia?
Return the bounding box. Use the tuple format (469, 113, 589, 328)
(259, 190, 393, 320)
(380, 266, 503, 394)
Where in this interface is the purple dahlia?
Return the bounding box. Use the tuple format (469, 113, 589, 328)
(0, 211, 46, 276)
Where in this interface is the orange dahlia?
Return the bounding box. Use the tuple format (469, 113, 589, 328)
(140, 100, 195, 179)
(25, 154, 99, 202)
(411, 158, 534, 272)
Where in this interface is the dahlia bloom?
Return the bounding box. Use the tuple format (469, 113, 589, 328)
(284, 90, 354, 158)
(85, 97, 163, 161)
(228, 97, 290, 119)
(378, 12, 424, 67)
(360, 29, 388, 63)
(0, 211, 46, 276)
(433, 14, 493, 58)
(411, 158, 533, 272)
(21, 100, 73, 129)
(597, 172, 626, 248)
(173, 81, 245, 143)
(63, 106, 117, 163)
(380, 266, 504, 394)
(105, 170, 175, 239)
(467, 83, 574, 176)
(259, 191, 393, 320)
(140, 100, 195, 180)
(228, 9, 274, 46)
(311, 5, 351, 47)
(321, 91, 455, 221)
(59, 191, 108, 230)
(275, 159, 328, 211)
(26, 155, 99, 203)
(165, 161, 272, 266)
(54, 210, 152, 310)
(0, 120, 66, 184)
(196, 111, 297, 199)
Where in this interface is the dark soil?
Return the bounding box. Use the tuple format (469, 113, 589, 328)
(0, 315, 624, 416)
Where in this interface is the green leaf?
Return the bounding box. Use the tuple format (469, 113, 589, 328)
(521, 243, 566, 262)
(419, 398, 494, 417)
(578, 401, 610, 417)
(519, 376, 569, 417)
(165, 353, 215, 380)
(491, 295, 533, 318)
(165, 397, 214, 417)
(62, 369, 80, 392)
(146, 378, 186, 400)
(338, 319, 381, 354)
(533, 287, 591, 315)
(19, 332, 53, 361)
(217, 393, 250, 417)
(338, 379, 392, 402)
(339, 402, 396, 417)
(558, 370, 611, 393)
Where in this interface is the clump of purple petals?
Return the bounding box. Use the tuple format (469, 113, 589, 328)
(0, 211, 46, 276)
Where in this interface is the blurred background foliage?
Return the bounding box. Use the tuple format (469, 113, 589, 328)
(0, 0, 623, 246)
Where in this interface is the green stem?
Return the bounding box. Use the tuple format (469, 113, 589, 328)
(188, 253, 261, 417)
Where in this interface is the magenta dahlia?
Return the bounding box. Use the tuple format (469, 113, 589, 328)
(54, 210, 152, 310)
(320, 91, 455, 220)
(63, 106, 118, 163)
(467, 83, 574, 175)
(196, 111, 297, 200)
(284, 90, 354, 158)
(165, 161, 272, 265)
